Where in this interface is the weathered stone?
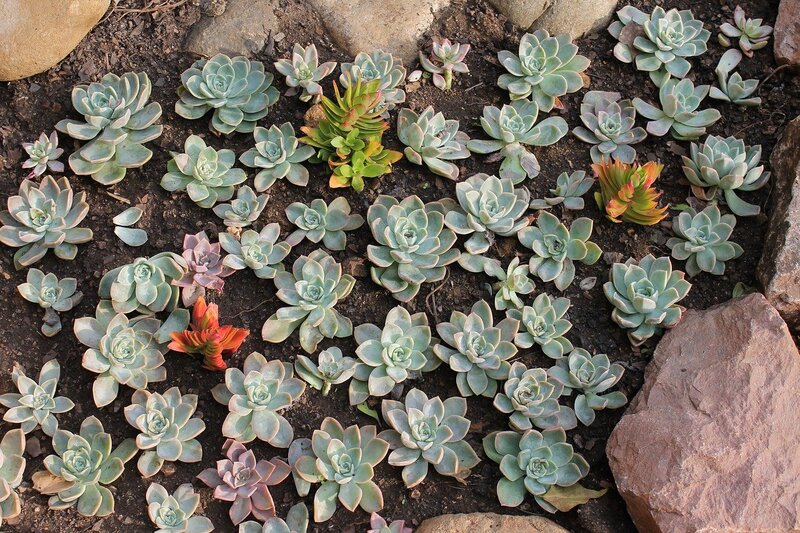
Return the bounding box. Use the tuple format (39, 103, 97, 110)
(416, 513, 569, 533)
(487, 0, 551, 29)
(0, 0, 110, 81)
(775, 0, 800, 66)
(758, 115, 800, 326)
(607, 293, 800, 533)
(185, 0, 278, 57)
(530, 0, 617, 40)
(306, 0, 451, 64)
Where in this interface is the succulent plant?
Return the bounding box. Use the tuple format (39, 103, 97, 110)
(285, 197, 364, 251)
(497, 30, 589, 110)
(240, 123, 316, 192)
(592, 160, 669, 225)
(368, 513, 413, 533)
(666, 205, 743, 277)
(295, 347, 356, 396)
(458, 255, 535, 311)
(176, 231, 234, 306)
(709, 49, 761, 106)
(293, 417, 389, 522)
(22, 131, 64, 178)
(340, 49, 406, 111)
(467, 100, 568, 184)
(0, 360, 73, 437)
(41, 416, 137, 517)
(275, 43, 337, 103)
(719, 5, 772, 57)
(239, 503, 309, 533)
(146, 483, 213, 533)
(494, 362, 576, 431)
(197, 439, 291, 525)
(508, 293, 573, 359)
(220, 223, 292, 279)
(0, 175, 92, 269)
(681, 135, 770, 216)
(609, 6, 710, 87)
(548, 349, 627, 426)
(378, 388, 480, 488)
(518, 212, 601, 291)
(125, 387, 205, 477)
(633, 79, 721, 141)
(17, 268, 83, 336)
(99, 252, 188, 314)
(419, 38, 470, 90)
(0, 429, 24, 527)
(434, 300, 518, 397)
(330, 140, 402, 192)
(349, 307, 435, 405)
(483, 428, 589, 512)
(572, 91, 647, 164)
(604, 254, 692, 346)
(74, 301, 168, 407)
(175, 54, 279, 135)
(56, 71, 162, 184)
(530, 171, 594, 211)
(396, 106, 470, 180)
(161, 135, 247, 208)
(213, 186, 269, 228)
(367, 195, 460, 302)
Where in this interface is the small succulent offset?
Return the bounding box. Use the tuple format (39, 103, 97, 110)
(213, 186, 269, 228)
(396, 106, 470, 181)
(666, 205, 743, 277)
(508, 293, 573, 359)
(518, 212, 602, 291)
(710, 49, 760, 106)
(609, 6, 710, 87)
(293, 417, 389, 522)
(275, 43, 337, 103)
(497, 30, 589, 110)
(548, 349, 627, 426)
(239, 503, 309, 533)
(331, 142, 403, 192)
(220, 223, 292, 279)
(494, 362, 576, 431)
(467, 100, 568, 184)
(379, 388, 480, 488)
(176, 54, 279, 135)
(368, 513, 412, 533)
(99, 252, 188, 314)
(0, 175, 92, 269)
(22, 131, 64, 177)
(197, 439, 291, 525)
(483, 428, 589, 512)
(633, 79, 721, 141)
(176, 231, 234, 306)
(113, 206, 148, 247)
(146, 483, 213, 533)
(572, 91, 647, 164)
(161, 135, 247, 209)
(419, 38, 470, 90)
(604, 255, 692, 346)
(17, 268, 83, 336)
(444, 173, 530, 255)
(41, 416, 137, 517)
(0, 429, 24, 527)
(285, 197, 364, 251)
(125, 387, 205, 477)
(681, 135, 770, 217)
(240, 123, 315, 192)
(0, 360, 73, 436)
(530, 171, 594, 211)
(56, 72, 162, 184)
(719, 5, 773, 57)
(295, 347, 356, 396)
(212, 351, 306, 446)
(593, 160, 669, 225)
(434, 300, 518, 398)
(367, 195, 460, 302)
(458, 255, 535, 311)
(340, 49, 406, 111)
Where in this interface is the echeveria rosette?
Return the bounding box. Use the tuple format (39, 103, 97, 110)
(548, 349, 627, 426)
(197, 439, 291, 525)
(293, 417, 389, 522)
(592, 160, 669, 225)
(457, 254, 534, 311)
(176, 231, 234, 306)
(518, 212, 602, 291)
(239, 503, 309, 533)
(176, 54, 279, 135)
(22, 131, 64, 178)
(508, 293, 573, 359)
(262, 250, 355, 353)
(396, 106, 470, 181)
(378, 388, 480, 488)
(494, 362, 577, 432)
(41, 416, 137, 517)
(340, 49, 406, 112)
(274, 43, 337, 103)
(419, 38, 470, 90)
(295, 347, 356, 396)
(633, 79, 721, 141)
(604, 255, 692, 346)
(530, 171, 594, 211)
(220, 223, 292, 279)
(285, 197, 364, 251)
(213, 185, 269, 228)
(719, 5, 773, 57)
(667, 205, 743, 277)
(466, 100, 568, 184)
(483, 428, 589, 512)
(240, 123, 315, 192)
(0, 175, 92, 270)
(0, 360, 73, 436)
(17, 268, 83, 336)
(434, 299, 519, 398)
(497, 30, 589, 110)
(349, 307, 435, 405)
(124, 387, 206, 477)
(0, 429, 25, 526)
(212, 351, 305, 446)
(572, 91, 647, 164)
(99, 252, 188, 314)
(146, 483, 213, 533)
(368, 513, 412, 533)
(709, 49, 761, 106)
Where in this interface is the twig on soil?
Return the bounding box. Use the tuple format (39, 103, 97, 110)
(230, 297, 273, 319)
(760, 64, 791, 88)
(113, 0, 188, 14)
(464, 82, 484, 93)
(424, 269, 450, 324)
(106, 191, 131, 204)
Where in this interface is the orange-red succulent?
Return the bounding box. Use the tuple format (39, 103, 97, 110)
(592, 160, 669, 225)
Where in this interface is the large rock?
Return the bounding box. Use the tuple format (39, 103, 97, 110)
(306, 0, 451, 64)
(0, 0, 110, 81)
(185, 0, 278, 57)
(775, 0, 800, 66)
(530, 0, 617, 40)
(416, 513, 569, 533)
(487, 0, 551, 29)
(758, 115, 800, 326)
(607, 293, 800, 532)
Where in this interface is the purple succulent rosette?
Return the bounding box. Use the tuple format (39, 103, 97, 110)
(176, 231, 234, 306)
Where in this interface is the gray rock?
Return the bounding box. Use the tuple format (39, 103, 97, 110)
(185, 0, 278, 57)
(775, 0, 800, 66)
(530, 0, 617, 40)
(487, 0, 550, 29)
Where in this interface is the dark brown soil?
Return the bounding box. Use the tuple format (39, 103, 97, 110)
(1, 0, 797, 532)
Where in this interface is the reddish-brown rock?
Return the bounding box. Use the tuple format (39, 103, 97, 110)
(775, 0, 800, 66)
(607, 293, 800, 532)
(416, 513, 569, 533)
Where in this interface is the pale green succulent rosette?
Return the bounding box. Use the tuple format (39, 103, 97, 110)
(572, 91, 647, 165)
(146, 483, 213, 533)
(295, 347, 356, 396)
(419, 38, 470, 90)
(493, 362, 577, 431)
(274, 43, 337, 103)
(22, 131, 64, 177)
(0, 429, 25, 527)
(531, 171, 595, 211)
(396, 106, 470, 181)
(633, 79, 721, 141)
(285, 197, 364, 251)
(719, 5, 773, 57)
(667, 205, 743, 276)
(220, 223, 291, 279)
(340, 49, 406, 111)
(99, 251, 188, 314)
(17, 268, 83, 336)
(213, 185, 269, 228)
(509, 293, 573, 359)
(0, 360, 74, 436)
(239, 503, 309, 533)
(709, 49, 760, 106)
(240, 123, 315, 192)
(457, 254, 535, 311)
